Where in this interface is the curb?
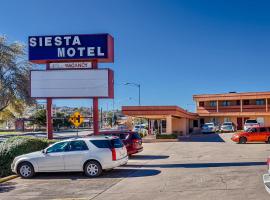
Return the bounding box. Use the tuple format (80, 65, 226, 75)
(0, 175, 18, 183)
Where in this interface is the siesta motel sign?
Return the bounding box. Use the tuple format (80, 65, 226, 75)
(28, 34, 114, 63)
(29, 33, 114, 98)
(28, 33, 114, 138)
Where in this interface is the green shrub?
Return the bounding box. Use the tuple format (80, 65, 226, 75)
(139, 132, 145, 138)
(138, 129, 148, 138)
(156, 134, 178, 139)
(0, 136, 55, 177)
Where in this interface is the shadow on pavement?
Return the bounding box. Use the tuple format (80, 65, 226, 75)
(0, 182, 16, 193)
(31, 168, 161, 180)
(107, 168, 161, 178)
(181, 134, 225, 143)
(129, 155, 170, 160)
(125, 161, 266, 168)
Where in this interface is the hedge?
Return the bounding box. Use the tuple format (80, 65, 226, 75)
(0, 136, 55, 178)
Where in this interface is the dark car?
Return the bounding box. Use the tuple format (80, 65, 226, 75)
(99, 131, 143, 155)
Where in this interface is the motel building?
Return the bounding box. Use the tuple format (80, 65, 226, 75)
(193, 91, 270, 130)
(122, 91, 270, 135)
(122, 106, 199, 136)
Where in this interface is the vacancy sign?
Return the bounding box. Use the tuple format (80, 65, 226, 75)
(50, 62, 92, 69)
(30, 69, 114, 98)
(28, 34, 114, 63)
(69, 112, 84, 127)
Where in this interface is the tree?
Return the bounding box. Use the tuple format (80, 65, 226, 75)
(53, 112, 71, 130)
(106, 111, 114, 127)
(30, 109, 46, 129)
(0, 100, 26, 128)
(0, 36, 33, 113)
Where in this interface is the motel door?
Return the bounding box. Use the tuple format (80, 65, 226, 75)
(237, 118, 242, 130)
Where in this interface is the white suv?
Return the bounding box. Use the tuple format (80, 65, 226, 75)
(11, 136, 128, 178)
(244, 119, 260, 131)
(201, 122, 219, 133)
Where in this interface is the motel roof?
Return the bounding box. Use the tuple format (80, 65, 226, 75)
(193, 91, 270, 101)
(122, 106, 198, 120)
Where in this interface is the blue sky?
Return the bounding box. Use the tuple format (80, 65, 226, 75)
(2, 0, 270, 112)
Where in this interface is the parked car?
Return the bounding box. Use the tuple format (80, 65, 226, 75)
(201, 122, 219, 133)
(100, 131, 143, 155)
(117, 124, 129, 131)
(263, 157, 270, 194)
(133, 124, 147, 132)
(11, 136, 128, 178)
(244, 119, 260, 131)
(220, 122, 236, 132)
(231, 127, 270, 144)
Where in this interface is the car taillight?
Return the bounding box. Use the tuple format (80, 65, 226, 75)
(111, 148, 117, 161)
(133, 139, 139, 143)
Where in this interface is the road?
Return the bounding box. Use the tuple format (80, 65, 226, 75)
(0, 133, 269, 200)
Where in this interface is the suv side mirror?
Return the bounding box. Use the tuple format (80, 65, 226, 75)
(42, 149, 47, 154)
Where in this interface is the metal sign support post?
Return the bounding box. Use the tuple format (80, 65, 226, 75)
(92, 60, 99, 135)
(46, 63, 53, 140)
(46, 97, 53, 140)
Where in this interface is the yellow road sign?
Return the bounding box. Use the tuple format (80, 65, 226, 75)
(69, 112, 84, 127)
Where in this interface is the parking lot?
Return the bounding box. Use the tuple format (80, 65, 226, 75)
(1, 133, 270, 200)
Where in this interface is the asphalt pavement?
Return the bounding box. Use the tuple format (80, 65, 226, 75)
(1, 133, 269, 200)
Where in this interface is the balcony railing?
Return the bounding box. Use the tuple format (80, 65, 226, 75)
(242, 105, 266, 112)
(198, 104, 269, 113)
(219, 105, 241, 112)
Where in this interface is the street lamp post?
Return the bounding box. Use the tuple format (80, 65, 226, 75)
(124, 82, 141, 106)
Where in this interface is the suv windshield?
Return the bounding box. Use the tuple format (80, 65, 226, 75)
(246, 120, 258, 124)
(223, 122, 232, 126)
(90, 140, 111, 148)
(205, 123, 214, 126)
(248, 127, 257, 133)
(112, 133, 129, 140)
(90, 139, 124, 148)
(131, 132, 141, 140)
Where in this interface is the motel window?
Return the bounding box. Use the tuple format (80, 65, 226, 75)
(210, 118, 218, 124)
(210, 101, 216, 107)
(222, 101, 231, 106)
(224, 117, 231, 122)
(256, 99, 265, 105)
(243, 100, 249, 105)
(199, 102, 204, 107)
(236, 100, 240, 106)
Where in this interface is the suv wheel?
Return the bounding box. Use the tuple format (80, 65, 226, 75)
(239, 137, 247, 144)
(84, 161, 102, 177)
(17, 162, 35, 178)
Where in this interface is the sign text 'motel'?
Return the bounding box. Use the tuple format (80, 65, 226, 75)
(28, 34, 114, 63)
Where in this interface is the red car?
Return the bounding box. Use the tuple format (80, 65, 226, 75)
(99, 131, 143, 155)
(231, 127, 270, 144)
